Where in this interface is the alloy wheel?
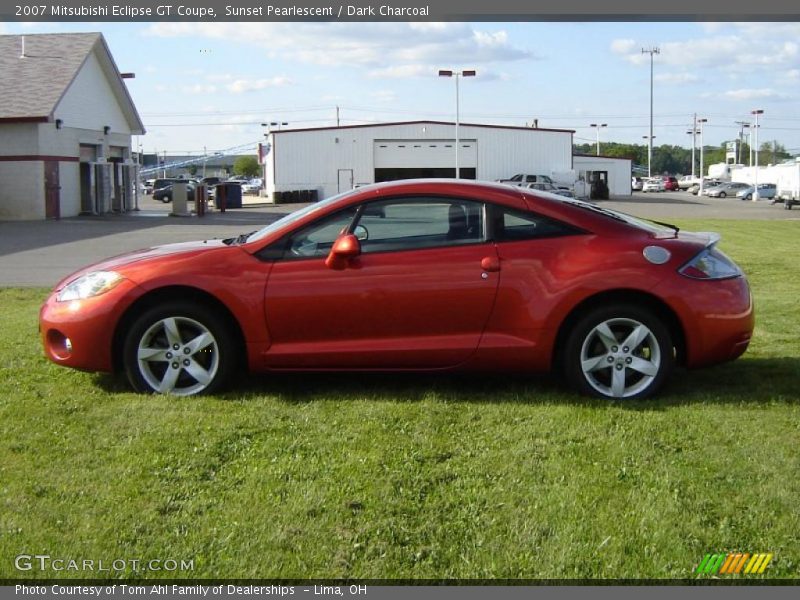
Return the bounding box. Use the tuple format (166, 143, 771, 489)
(579, 317, 661, 399)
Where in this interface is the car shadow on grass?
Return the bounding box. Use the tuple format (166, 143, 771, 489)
(91, 357, 799, 408)
(92, 356, 797, 409)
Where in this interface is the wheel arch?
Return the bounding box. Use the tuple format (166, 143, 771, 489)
(552, 289, 687, 371)
(111, 285, 247, 373)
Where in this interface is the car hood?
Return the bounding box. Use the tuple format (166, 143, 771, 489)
(54, 239, 230, 290)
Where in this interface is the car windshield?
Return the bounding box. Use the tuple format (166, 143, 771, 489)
(244, 189, 360, 244)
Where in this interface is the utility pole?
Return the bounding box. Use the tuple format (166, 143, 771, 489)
(336, 105, 340, 127)
(734, 121, 749, 164)
(642, 47, 660, 177)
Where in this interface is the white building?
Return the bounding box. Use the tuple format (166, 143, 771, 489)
(573, 154, 633, 197)
(263, 121, 577, 201)
(0, 33, 145, 220)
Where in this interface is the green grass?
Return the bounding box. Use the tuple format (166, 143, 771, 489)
(1, 219, 798, 581)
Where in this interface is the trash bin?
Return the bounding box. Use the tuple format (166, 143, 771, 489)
(214, 183, 242, 210)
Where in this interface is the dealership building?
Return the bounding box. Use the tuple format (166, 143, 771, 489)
(263, 120, 631, 201)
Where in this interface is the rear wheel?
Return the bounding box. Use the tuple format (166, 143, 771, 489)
(123, 303, 236, 396)
(562, 305, 674, 400)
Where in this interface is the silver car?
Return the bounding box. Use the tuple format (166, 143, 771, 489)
(705, 182, 751, 198)
(736, 183, 777, 201)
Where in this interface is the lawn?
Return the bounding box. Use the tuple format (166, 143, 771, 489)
(0, 219, 798, 581)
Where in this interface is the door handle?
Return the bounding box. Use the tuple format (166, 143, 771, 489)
(481, 256, 500, 272)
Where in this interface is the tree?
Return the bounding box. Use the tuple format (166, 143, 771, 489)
(232, 155, 260, 178)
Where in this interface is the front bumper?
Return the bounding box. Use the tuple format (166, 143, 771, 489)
(39, 279, 143, 373)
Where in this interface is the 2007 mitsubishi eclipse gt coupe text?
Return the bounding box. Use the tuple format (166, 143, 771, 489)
(40, 179, 754, 400)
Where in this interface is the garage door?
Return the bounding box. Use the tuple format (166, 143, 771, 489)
(374, 139, 477, 181)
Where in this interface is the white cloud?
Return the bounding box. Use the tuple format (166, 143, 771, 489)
(182, 84, 218, 94)
(143, 22, 531, 70)
(654, 72, 699, 84)
(370, 90, 397, 103)
(610, 39, 636, 54)
(722, 88, 787, 100)
(226, 76, 292, 93)
(368, 65, 433, 79)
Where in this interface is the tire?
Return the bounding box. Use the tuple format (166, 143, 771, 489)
(562, 305, 674, 400)
(123, 302, 236, 396)
(718, 192, 726, 198)
(161, 195, 171, 204)
(745, 194, 752, 201)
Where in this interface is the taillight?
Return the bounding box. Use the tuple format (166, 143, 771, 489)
(679, 245, 742, 280)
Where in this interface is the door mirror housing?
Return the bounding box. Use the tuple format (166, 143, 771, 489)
(325, 234, 361, 269)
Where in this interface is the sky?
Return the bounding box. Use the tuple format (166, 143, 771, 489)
(2, 20, 799, 158)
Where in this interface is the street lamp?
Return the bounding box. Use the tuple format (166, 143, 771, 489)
(590, 123, 607, 156)
(438, 68, 476, 178)
(751, 109, 763, 201)
(642, 47, 660, 177)
(698, 118, 708, 195)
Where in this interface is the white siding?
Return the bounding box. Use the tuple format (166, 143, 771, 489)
(54, 51, 131, 135)
(0, 162, 43, 220)
(268, 123, 573, 200)
(573, 156, 633, 196)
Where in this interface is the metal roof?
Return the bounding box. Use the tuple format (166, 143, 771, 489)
(0, 32, 144, 133)
(272, 120, 575, 135)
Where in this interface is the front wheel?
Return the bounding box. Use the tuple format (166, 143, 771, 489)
(123, 303, 236, 396)
(745, 194, 752, 201)
(718, 192, 726, 198)
(562, 305, 674, 400)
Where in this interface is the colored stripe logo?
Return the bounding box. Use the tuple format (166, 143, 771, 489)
(696, 552, 773, 575)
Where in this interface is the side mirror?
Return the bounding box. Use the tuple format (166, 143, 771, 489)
(325, 234, 361, 270)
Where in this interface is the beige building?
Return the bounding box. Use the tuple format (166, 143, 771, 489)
(0, 33, 145, 220)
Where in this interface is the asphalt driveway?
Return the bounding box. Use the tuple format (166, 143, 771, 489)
(0, 191, 796, 287)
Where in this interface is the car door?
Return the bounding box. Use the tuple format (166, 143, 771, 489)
(263, 196, 500, 369)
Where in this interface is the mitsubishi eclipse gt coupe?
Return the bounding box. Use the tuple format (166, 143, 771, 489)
(40, 179, 754, 400)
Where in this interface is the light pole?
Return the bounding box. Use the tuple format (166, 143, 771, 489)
(642, 47, 660, 177)
(642, 135, 655, 177)
(439, 69, 476, 178)
(590, 123, 607, 156)
(751, 109, 763, 201)
(698, 118, 708, 196)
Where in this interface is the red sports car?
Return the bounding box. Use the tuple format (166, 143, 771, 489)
(40, 180, 754, 400)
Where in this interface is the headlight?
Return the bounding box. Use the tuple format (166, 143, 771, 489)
(56, 271, 123, 302)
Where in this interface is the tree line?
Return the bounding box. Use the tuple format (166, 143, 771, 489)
(575, 141, 792, 176)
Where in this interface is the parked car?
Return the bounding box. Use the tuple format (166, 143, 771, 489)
(524, 181, 574, 198)
(662, 176, 680, 191)
(688, 179, 721, 195)
(705, 182, 751, 198)
(152, 182, 196, 203)
(678, 175, 698, 190)
(642, 178, 665, 192)
(39, 180, 753, 401)
(200, 177, 223, 187)
(632, 177, 644, 191)
(143, 179, 156, 195)
(736, 183, 777, 201)
(241, 179, 263, 195)
(151, 178, 182, 193)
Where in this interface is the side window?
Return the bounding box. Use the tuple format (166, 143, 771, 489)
(354, 197, 484, 254)
(283, 206, 358, 258)
(492, 206, 579, 242)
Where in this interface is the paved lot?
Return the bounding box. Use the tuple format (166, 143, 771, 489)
(1, 190, 796, 287)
